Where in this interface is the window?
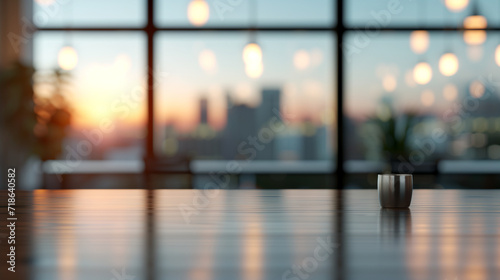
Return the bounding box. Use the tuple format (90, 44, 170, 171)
(31, 0, 500, 188)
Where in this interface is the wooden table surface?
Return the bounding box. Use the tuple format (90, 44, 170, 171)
(1, 189, 500, 280)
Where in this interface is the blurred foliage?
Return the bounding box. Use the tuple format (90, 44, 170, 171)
(365, 99, 417, 161)
(33, 69, 72, 160)
(0, 62, 71, 163)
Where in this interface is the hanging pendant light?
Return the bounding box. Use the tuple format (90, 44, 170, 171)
(58, 46, 78, 70)
(244, 60, 263, 78)
(242, 42, 262, 64)
(463, 3, 487, 46)
(187, 0, 210, 27)
(243, 41, 263, 78)
(242, 0, 262, 78)
(58, 0, 78, 70)
(410, 30, 430, 54)
(439, 52, 459, 76)
(445, 0, 469, 12)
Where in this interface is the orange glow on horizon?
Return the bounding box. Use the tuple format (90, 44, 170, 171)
(68, 54, 145, 129)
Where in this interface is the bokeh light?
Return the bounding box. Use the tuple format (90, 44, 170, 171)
(198, 49, 217, 73)
(410, 31, 429, 54)
(470, 80, 485, 98)
(463, 15, 487, 45)
(438, 53, 459, 76)
(444, 0, 469, 12)
(187, 0, 210, 27)
(413, 62, 432, 85)
(443, 84, 458, 101)
(495, 45, 500, 67)
(243, 42, 263, 78)
(245, 61, 263, 79)
(58, 46, 78, 70)
(293, 50, 310, 70)
(382, 74, 397, 92)
(242, 43, 263, 64)
(421, 90, 435, 107)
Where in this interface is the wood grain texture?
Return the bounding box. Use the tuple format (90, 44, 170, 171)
(1, 189, 499, 280)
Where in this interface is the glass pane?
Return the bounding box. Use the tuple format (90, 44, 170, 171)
(33, 32, 146, 160)
(155, 32, 335, 164)
(33, 0, 146, 27)
(347, 0, 500, 27)
(345, 32, 500, 167)
(155, 0, 334, 27)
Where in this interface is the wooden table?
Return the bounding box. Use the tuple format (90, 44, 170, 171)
(1, 190, 500, 280)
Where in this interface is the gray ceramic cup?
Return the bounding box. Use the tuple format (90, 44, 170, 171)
(378, 174, 413, 208)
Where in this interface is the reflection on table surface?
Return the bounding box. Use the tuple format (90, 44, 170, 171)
(1, 189, 500, 280)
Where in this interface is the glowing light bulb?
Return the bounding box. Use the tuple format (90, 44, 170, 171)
(444, 0, 469, 12)
(245, 61, 263, 79)
(242, 43, 262, 64)
(293, 50, 310, 70)
(443, 84, 458, 101)
(421, 90, 435, 107)
(413, 62, 432, 85)
(439, 53, 459, 76)
(463, 15, 487, 45)
(410, 31, 430, 54)
(495, 45, 500, 67)
(58, 46, 78, 70)
(187, 0, 210, 27)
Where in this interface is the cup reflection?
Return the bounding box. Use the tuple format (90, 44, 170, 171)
(378, 208, 412, 241)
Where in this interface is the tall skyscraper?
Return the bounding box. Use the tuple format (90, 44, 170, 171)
(199, 96, 208, 124)
(256, 88, 281, 159)
(223, 97, 257, 159)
